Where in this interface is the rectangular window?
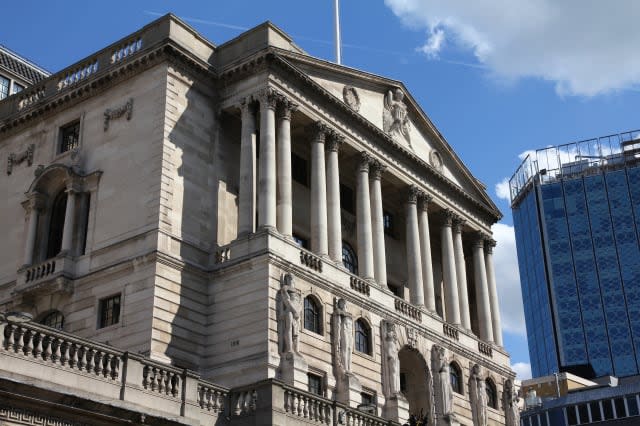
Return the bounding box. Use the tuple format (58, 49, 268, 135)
(400, 372, 407, 392)
(340, 184, 354, 214)
(566, 405, 577, 426)
(0, 75, 9, 100)
(626, 395, 638, 416)
(99, 294, 121, 328)
(577, 404, 589, 423)
(292, 153, 308, 186)
(603, 400, 614, 420)
(359, 391, 376, 414)
(614, 397, 627, 418)
(590, 401, 602, 421)
(11, 82, 24, 95)
(383, 211, 394, 235)
(308, 373, 323, 396)
(59, 120, 80, 153)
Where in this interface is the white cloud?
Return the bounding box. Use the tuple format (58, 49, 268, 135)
(491, 223, 526, 336)
(384, 0, 640, 96)
(495, 177, 511, 202)
(511, 362, 532, 380)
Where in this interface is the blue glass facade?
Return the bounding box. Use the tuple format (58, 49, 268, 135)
(513, 161, 640, 378)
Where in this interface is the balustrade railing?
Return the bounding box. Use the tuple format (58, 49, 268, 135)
(24, 258, 57, 283)
(2, 322, 121, 381)
(300, 250, 323, 272)
(198, 381, 228, 413)
(141, 361, 182, 398)
(443, 323, 459, 341)
(232, 388, 257, 415)
(342, 407, 389, 426)
(394, 298, 422, 322)
(350, 276, 370, 296)
(478, 341, 493, 357)
(284, 387, 332, 424)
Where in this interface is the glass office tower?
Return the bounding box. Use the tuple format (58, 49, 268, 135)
(510, 130, 640, 379)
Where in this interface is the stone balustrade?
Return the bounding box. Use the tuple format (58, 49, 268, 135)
(394, 298, 422, 322)
(231, 388, 257, 416)
(300, 249, 323, 272)
(342, 408, 391, 426)
(15, 254, 74, 295)
(350, 276, 370, 296)
(198, 381, 228, 413)
(24, 258, 57, 283)
(284, 386, 333, 424)
(443, 323, 460, 341)
(141, 360, 182, 398)
(478, 341, 493, 358)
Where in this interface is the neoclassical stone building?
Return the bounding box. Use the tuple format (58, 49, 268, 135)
(0, 14, 516, 426)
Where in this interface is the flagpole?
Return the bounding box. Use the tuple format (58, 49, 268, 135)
(334, 0, 341, 64)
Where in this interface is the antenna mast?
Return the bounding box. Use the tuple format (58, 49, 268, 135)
(334, 0, 342, 64)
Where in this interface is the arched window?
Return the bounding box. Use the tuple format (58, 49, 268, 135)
(355, 319, 371, 354)
(342, 242, 358, 274)
(40, 310, 64, 330)
(46, 190, 67, 259)
(486, 378, 497, 409)
(450, 362, 462, 394)
(304, 296, 321, 334)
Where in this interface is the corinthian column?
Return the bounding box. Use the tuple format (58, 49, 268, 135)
(418, 195, 436, 313)
(485, 238, 503, 346)
(276, 98, 297, 238)
(258, 88, 278, 229)
(238, 99, 257, 236)
(370, 161, 387, 287)
(473, 233, 494, 342)
(308, 122, 329, 257)
(356, 152, 374, 280)
(453, 217, 472, 331)
(23, 192, 45, 266)
(441, 210, 461, 325)
(326, 131, 344, 263)
(60, 187, 77, 254)
(406, 186, 424, 306)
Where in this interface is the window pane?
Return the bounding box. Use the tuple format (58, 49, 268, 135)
(292, 153, 308, 186)
(614, 398, 626, 418)
(603, 399, 614, 420)
(355, 320, 369, 354)
(12, 82, 24, 94)
(590, 401, 602, 421)
(342, 242, 357, 274)
(0, 76, 9, 100)
(626, 395, 638, 416)
(308, 374, 322, 395)
(566, 406, 577, 426)
(99, 294, 121, 328)
(340, 184, 354, 214)
(577, 404, 589, 424)
(60, 121, 80, 153)
(40, 311, 64, 330)
(304, 297, 320, 334)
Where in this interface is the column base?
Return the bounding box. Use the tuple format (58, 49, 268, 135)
(335, 372, 362, 407)
(277, 352, 308, 389)
(383, 394, 409, 424)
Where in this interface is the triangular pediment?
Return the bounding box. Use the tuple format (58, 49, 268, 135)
(275, 51, 499, 215)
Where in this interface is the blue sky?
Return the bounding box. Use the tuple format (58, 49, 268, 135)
(4, 1, 640, 379)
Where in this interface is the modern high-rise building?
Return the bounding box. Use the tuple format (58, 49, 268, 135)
(1, 14, 517, 426)
(510, 130, 640, 380)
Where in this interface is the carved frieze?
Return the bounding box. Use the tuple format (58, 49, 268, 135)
(342, 85, 360, 112)
(383, 88, 411, 147)
(430, 149, 443, 171)
(7, 144, 34, 175)
(104, 98, 133, 131)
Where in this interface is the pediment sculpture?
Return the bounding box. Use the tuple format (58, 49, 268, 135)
(383, 88, 411, 147)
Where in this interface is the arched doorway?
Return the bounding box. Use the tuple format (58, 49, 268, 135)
(399, 346, 433, 419)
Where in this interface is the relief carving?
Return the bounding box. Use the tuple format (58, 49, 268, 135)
(469, 364, 488, 426)
(503, 379, 520, 426)
(7, 144, 35, 175)
(381, 320, 401, 398)
(104, 98, 133, 131)
(278, 272, 301, 355)
(343, 85, 360, 112)
(333, 298, 354, 375)
(383, 88, 411, 147)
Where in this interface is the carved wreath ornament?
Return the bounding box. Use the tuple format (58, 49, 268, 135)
(342, 85, 360, 112)
(7, 144, 34, 175)
(104, 98, 133, 131)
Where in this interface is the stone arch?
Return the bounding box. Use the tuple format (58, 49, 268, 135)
(398, 345, 435, 423)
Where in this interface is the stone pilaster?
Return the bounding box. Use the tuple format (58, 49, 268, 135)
(356, 152, 374, 280)
(22, 192, 46, 266)
(485, 238, 503, 346)
(453, 217, 471, 331)
(441, 210, 461, 325)
(473, 233, 494, 342)
(238, 98, 257, 236)
(60, 187, 77, 254)
(276, 97, 297, 238)
(308, 121, 329, 257)
(258, 88, 278, 229)
(418, 194, 436, 313)
(370, 160, 387, 287)
(406, 185, 424, 306)
(326, 131, 344, 263)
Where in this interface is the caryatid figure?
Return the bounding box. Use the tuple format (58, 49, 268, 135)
(435, 346, 454, 416)
(333, 298, 354, 374)
(382, 321, 401, 398)
(278, 273, 301, 354)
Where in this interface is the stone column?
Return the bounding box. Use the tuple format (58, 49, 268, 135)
(418, 195, 436, 313)
(276, 98, 297, 238)
(406, 186, 424, 306)
(60, 188, 77, 254)
(258, 88, 278, 229)
(309, 122, 329, 257)
(23, 193, 45, 266)
(485, 238, 503, 346)
(453, 217, 472, 331)
(238, 99, 257, 236)
(370, 161, 387, 287)
(473, 233, 494, 342)
(441, 210, 461, 325)
(356, 152, 374, 280)
(326, 131, 344, 263)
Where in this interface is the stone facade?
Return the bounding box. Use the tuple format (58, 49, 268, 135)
(0, 14, 514, 426)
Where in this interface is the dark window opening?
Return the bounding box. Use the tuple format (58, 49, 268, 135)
(450, 363, 462, 394)
(383, 211, 394, 236)
(577, 403, 589, 423)
(308, 373, 323, 396)
(486, 379, 497, 409)
(46, 190, 67, 259)
(340, 184, 354, 214)
(304, 296, 321, 334)
(590, 401, 603, 421)
(355, 319, 370, 354)
(292, 153, 308, 186)
(60, 120, 80, 153)
(0, 76, 9, 100)
(361, 392, 374, 406)
(388, 283, 403, 298)
(614, 398, 626, 418)
(99, 294, 121, 328)
(40, 311, 64, 330)
(603, 399, 614, 420)
(566, 405, 578, 426)
(400, 373, 407, 392)
(342, 242, 358, 274)
(626, 395, 638, 416)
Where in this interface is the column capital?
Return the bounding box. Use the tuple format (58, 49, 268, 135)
(406, 185, 420, 204)
(25, 191, 47, 212)
(239, 97, 255, 114)
(472, 231, 490, 248)
(258, 87, 279, 110)
(326, 130, 344, 152)
(452, 217, 466, 234)
(358, 151, 372, 173)
(307, 121, 329, 144)
(484, 238, 497, 253)
(442, 209, 456, 226)
(418, 193, 433, 211)
(277, 97, 298, 120)
(370, 160, 387, 180)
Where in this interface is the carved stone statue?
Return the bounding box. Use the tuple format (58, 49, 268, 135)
(503, 380, 520, 426)
(278, 273, 301, 355)
(434, 346, 454, 417)
(469, 364, 487, 426)
(382, 321, 401, 398)
(383, 88, 411, 146)
(333, 298, 354, 374)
